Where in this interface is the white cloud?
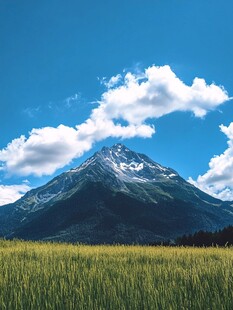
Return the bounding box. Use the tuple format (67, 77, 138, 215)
(0, 65, 230, 177)
(0, 125, 89, 176)
(189, 123, 233, 201)
(0, 183, 30, 206)
(100, 65, 229, 123)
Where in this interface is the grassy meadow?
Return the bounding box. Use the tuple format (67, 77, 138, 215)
(0, 240, 233, 309)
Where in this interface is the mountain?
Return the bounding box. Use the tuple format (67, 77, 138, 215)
(0, 143, 233, 244)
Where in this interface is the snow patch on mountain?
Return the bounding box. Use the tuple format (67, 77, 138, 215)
(120, 162, 144, 172)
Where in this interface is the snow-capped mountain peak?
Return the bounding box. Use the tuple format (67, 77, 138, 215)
(8, 144, 179, 215)
(83, 143, 179, 183)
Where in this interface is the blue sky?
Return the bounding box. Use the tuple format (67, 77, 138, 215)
(0, 0, 233, 204)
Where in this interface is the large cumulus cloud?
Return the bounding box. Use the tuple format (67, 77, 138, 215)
(0, 65, 230, 177)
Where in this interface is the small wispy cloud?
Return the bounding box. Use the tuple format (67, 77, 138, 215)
(64, 93, 81, 108)
(23, 93, 82, 118)
(23, 106, 41, 118)
(102, 74, 122, 89)
(0, 65, 230, 177)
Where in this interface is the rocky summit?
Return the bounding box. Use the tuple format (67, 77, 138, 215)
(0, 143, 233, 244)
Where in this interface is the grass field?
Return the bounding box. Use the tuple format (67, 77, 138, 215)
(0, 240, 233, 309)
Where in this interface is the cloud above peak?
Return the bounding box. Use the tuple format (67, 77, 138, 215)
(0, 65, 230, 177)
(101, 65, 229, 123)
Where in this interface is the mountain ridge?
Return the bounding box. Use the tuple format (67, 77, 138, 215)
(0, 143, 232, 244)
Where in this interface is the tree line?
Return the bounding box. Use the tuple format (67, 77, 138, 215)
(176, 225, 233, 246)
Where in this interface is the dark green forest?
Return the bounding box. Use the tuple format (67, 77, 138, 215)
(177, 225, 233, 246)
